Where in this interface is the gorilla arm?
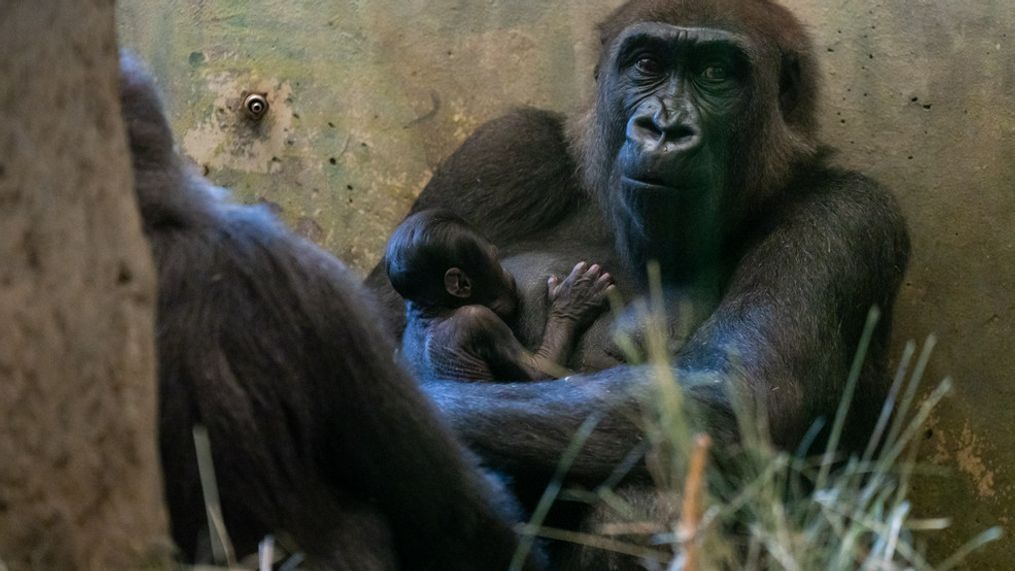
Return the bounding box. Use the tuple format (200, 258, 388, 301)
(423, 169, 909, 481)
(423, 366, 730, 484)
(676, 169, 910, 450)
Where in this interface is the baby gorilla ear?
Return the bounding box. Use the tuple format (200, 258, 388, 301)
(444, 268, 473, 298)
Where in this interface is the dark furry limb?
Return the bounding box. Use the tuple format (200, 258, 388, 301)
(120, 53, 542, 571)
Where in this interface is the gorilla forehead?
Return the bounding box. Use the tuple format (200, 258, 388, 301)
(601, 0, 800, 30)
(608, 23, 755, 68)
(613, 22, 750, 50)
(597, 0, 813, 62)
(604, 23, 759, 80)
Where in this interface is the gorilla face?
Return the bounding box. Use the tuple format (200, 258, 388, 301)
(568, 0, 824, 284)
(610, 24, 751, 201)
(582, 22, 757, 279)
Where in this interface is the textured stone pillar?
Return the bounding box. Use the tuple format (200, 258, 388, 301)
(0, 1, 168, 568)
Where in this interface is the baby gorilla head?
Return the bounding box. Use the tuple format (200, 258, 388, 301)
(385, 209, 518, 318)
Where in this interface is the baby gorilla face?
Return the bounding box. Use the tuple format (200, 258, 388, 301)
(486, 264, 519, 320)
(474, 244, 519, 320)
(441, 241, 518, 319)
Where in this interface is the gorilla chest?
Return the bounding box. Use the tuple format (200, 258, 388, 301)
(501, 247, 630, 372)
(500, 246, 721, 372)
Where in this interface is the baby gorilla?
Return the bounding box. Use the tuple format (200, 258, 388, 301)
(386, 209, 614, 382)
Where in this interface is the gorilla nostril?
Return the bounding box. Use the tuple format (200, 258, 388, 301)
(628, 115, 666, 148)
(663, 123, 700, 152)
(671, 124, 697, 142)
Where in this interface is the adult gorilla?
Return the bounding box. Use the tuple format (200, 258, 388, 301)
(368, 0, 909, 504)
(120, 55, 542, 570)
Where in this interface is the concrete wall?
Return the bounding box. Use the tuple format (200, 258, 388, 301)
(117, 1, 1014, 567)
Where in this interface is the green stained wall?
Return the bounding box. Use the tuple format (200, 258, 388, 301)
(117, 1, 1015, 567)
(117, 0, 614, 270)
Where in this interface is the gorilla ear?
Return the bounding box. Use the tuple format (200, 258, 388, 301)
(444, 268, 472, 299)
(779, 53, 803, 119)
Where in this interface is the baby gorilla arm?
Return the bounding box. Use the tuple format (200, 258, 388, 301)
(443, 260, 608, 382)
(533, 262, 615, 370)
(445, 305, 560, 381)
(481, 262, 613, 379)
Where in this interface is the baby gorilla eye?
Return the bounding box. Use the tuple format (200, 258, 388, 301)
(634, 57, 662, 75)
(701, 63, 729, 81)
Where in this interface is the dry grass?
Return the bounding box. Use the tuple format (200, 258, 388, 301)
(187, 262, 1001, 570)
(510, 262, 1003, 570)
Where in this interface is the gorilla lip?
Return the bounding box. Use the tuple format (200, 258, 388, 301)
(621, 176, 675, 190)
(619, 143, 706, 194)
(621, 175, 703, 195)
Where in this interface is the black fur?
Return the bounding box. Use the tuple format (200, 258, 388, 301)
(384, 208, 501, 306)
(120, 53, 541, 571)
(365, 1, 909, 568)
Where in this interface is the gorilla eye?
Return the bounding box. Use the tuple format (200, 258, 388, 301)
(634, 57, 662, 75)
(701, 64, 730, 82)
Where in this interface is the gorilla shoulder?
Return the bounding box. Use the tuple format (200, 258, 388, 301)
(414, 107, 586, 244)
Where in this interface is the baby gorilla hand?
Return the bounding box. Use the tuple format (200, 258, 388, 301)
(547, 262, 615, 326)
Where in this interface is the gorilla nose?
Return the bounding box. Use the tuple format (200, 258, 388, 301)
(627, 112, 701, 155)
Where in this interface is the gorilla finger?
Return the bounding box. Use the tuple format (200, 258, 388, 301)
(547, 275, 560, 297)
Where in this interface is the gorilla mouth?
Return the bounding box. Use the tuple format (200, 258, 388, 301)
(621, 174, 712, 198)
(621, 175, 677, 191)
(619, 150, 708, 194)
